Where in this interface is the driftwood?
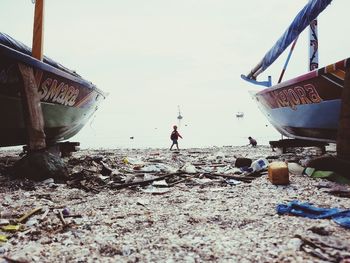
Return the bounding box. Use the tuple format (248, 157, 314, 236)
(204, 173, 255, 182)
(111, 172, 185, 190)
(167, 174, 198, 187)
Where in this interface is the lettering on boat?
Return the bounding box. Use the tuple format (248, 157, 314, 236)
(39, 78, 79, 106)
(262, 84, 322, 110)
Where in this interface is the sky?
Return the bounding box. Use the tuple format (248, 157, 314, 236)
(1, 0, 350, 149)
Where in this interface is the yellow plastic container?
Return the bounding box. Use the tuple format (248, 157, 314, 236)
(268, 162, 289, 185)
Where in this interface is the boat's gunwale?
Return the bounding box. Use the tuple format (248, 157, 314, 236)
(257, 57, 350, 95)
(0, 43, 107, 98)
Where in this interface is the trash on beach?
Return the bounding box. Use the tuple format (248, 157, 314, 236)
(152, 179, 168, 187)
(181, 163, 197, 174)
(287, 162, 304, 175)
(294, 233, 350, 262)
(141, 185, 170, 195)
(1, 225, 21, 232)
(225, 179, 241, 186)
(303, 167, 350, 185)
(251, 158, 269, 172)
(0, 235, 7, 242)
(235, 157, 252, 168)
(277, 200, 350, 229)
(17, 207, 43, 223)
(268, 162, 289, 185)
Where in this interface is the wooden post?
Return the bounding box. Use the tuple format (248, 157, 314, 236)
(18, 63, 46, 150)
(336, 67, 350, 161)
(16, 0, 47, 151)
(32, 0, 45, 60)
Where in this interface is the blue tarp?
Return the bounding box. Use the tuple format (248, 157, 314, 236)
(246, 0, 332, 80)
(277, 200, 350, 229)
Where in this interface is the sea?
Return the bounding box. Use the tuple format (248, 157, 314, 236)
(72, 105, 281, 149)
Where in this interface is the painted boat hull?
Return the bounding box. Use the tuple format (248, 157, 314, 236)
(254, 58, 349, 142)
(0, 35, 106, 147)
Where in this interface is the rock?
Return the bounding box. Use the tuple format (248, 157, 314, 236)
(11, 150, 68, 182)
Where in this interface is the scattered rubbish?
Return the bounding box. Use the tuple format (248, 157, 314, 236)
(235, 157, 252, 168)
(0, 219, 10, 226)
(287, 162, 304, 175)
(141, 185, 170, 195)
(1, 225, 21, 232)
(268, 162, 289, 185)
(277, 200, 350, 229)
(62, 207, 70, 216)
(1, 145, 349, 262)
(225, 179, 241, 186)
(308, 226, 331, 236)
(303, 167, 350, 185)
(181, 163, 197, 174)
(251, 158, 269, 172)
(17, 207, 43, 223)
(294, 233, 350, 262)
(0, 235, 7, 243)
(152, 180, 168, 187)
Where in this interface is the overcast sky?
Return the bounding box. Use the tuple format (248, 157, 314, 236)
(1, 0, 349, 148)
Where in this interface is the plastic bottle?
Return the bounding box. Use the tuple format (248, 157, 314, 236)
(251, 158, 269, 172)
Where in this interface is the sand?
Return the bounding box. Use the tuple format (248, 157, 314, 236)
(0, 145, 350, 262)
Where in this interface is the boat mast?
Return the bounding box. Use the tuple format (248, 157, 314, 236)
(309, 19, 319, 71)
(32, 0, 45, 60)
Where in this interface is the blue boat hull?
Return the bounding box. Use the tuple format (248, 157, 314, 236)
(255, 58, 349, 142)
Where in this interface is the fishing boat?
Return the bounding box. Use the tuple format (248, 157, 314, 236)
(241, 0, 346, 142)
(0, 32, 106, 147)
(236, 112, 244, 118)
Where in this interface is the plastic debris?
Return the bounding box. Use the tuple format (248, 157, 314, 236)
(1, 225, 21, 232)
(141, 185, 170, 195)
(287, 162, 304, 175)
(181, 163, 197, 174)
(251, 158, 269, 172)
(0, 235, 7, 242)
(225, 179, 241, 186)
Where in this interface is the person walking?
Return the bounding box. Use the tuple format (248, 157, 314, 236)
(248, 136, 257, 147)
(170, 125, 183, 150)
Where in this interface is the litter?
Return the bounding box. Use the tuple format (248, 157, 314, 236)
(0, 235, 7, 242)
(141, 185, 171, 195)
(1, 225, 21, 232)
(277, 200, 350, 229)
(225, 179, 241, 186)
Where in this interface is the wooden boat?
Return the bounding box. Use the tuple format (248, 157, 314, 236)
(0, 32, 106, 147)
(255, 58, 348, 142)
(236, 112, 244, 118)
(241, 0, 345, 143)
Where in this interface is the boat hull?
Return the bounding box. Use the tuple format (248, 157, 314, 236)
(254, 58, 349, 142)
(0, 34, 106, 147)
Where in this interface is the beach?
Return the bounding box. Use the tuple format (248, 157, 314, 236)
(1, 145, 350, 262)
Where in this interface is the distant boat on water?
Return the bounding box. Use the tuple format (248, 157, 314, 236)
(177, 105, 183, 120)
(241, 0, 345, 143)
(236, 112, 244, 118)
